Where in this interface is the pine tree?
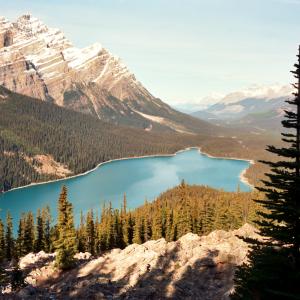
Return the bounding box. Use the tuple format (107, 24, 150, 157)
(175, 180, 193, 236)
(165, 209, 174, 241)
(5, 212, 14, 260)
(0, 219, 5, 262)
(113, 209, 124, 248)
(85, 210, 95, 255)
(77, 210, 86, 253)
(201, 197, 215, 234)
(50, 225, 59, 253)
(133, 215, 142, 244)
(121, 194, 130, 247)
(151, 205, 162, 240)
(127, 213, 134, 245)
(42, 206, 51, 253)
(121, 193, 127, 216)
(23, 212, 35, 253)
(161, 205, 167, 238)
(233, 46, 300, 299)
(0, 219, 9, 286)
(55, 185, 77, 270)
(216, 198, 238, 231)
(35, 209, 45, 253)
(94, 213, 100, 254)
(143, 217, 152, 242)
(106, 202, 116, 249)
(99, 203, 108, 251)
(16, 215, 26, 258)
(183, 198, 193, 234)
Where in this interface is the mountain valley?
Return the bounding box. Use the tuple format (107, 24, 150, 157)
(192, 85, 292, 133)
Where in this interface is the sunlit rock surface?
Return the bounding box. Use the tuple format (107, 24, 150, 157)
(4, 224, 262, 299)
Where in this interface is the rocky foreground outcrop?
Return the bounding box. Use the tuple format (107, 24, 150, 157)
(4, 224, 261, 300)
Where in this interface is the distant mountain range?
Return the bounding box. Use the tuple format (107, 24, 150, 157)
(192, 85, 292, 132)
(0, 14, 217, 135)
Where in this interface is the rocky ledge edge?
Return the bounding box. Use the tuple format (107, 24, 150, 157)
(3, 223, 262, 300)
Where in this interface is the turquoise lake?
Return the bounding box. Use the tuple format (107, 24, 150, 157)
(0, 148, 251, 228)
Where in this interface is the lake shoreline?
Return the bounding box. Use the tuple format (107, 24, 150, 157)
(197, 148, 255, 189)
(3, 147, 255, 194)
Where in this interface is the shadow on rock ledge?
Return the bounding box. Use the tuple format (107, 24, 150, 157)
(3, 223, 260, 300)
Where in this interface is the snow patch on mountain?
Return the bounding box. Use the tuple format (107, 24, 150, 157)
(218, 84, 292, 105)
(214, 104, 244, 115)
(0, 14, 220, 134)
(133, 109, 193, 134)
(190, 83, 293, 129)
(0, 14, 155, 115)
(63, 43, 103, 69)
(134, 109, 165, 123)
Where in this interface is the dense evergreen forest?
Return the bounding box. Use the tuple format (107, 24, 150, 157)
(0, 183, 261, 270)
(0, 86, 282, 192)
(0, 86, 199, 191)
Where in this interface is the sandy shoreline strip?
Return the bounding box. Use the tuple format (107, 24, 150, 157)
(3, 147, 255, 194)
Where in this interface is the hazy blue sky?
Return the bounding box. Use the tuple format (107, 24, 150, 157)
(1, 0, 300, 105)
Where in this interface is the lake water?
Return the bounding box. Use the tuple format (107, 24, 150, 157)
(0, 148, 251, 229)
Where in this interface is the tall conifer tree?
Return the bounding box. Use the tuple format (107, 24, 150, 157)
(35, 209, 45, 252)
(5, 212, 13, 261)
(55, 185, 77, 270)
(86, 210, 95, 255)
(0, 219, 5, 262)
(42, 206, 51, 253)
(133, 216, 142, 244)
(24, 212, 35, 253)
(77, 210, 86, 253)
(233, 45, 300, 299)
(16, 215, 26, 258)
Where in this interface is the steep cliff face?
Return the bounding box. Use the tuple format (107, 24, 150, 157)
(0, 15, 155, 108)
(0, 14, 215, 133)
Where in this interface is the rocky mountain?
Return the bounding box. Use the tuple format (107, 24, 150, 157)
(0, 14, 216, 134)
(4, 224, 262, 299)
(192, 84, 292, 132)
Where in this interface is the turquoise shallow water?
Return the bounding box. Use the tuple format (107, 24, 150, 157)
(0, 148, 251, 229)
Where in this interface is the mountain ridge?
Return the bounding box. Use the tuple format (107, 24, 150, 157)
(191, 84, 292, 132)
(0, 14, 217, 134)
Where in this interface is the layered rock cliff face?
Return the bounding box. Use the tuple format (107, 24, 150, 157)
(0, 14, 215, 133)
(4, 224, 261, 299)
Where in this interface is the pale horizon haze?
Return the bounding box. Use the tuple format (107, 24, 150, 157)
(1, 0, 299, 108)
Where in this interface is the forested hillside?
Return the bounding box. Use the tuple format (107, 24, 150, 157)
(0, 183, 263, 297)
(94, 182, 261, 251)
(0, 86, 282, 191)
(0, 86, 200, 191)
(0, 183, 262, 264)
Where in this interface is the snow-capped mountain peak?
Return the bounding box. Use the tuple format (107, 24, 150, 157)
(218, 84, 292, 105)
(192, 84, 293, 123)
(0, 14, 213, 134)
(0, 14, 156, 114)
